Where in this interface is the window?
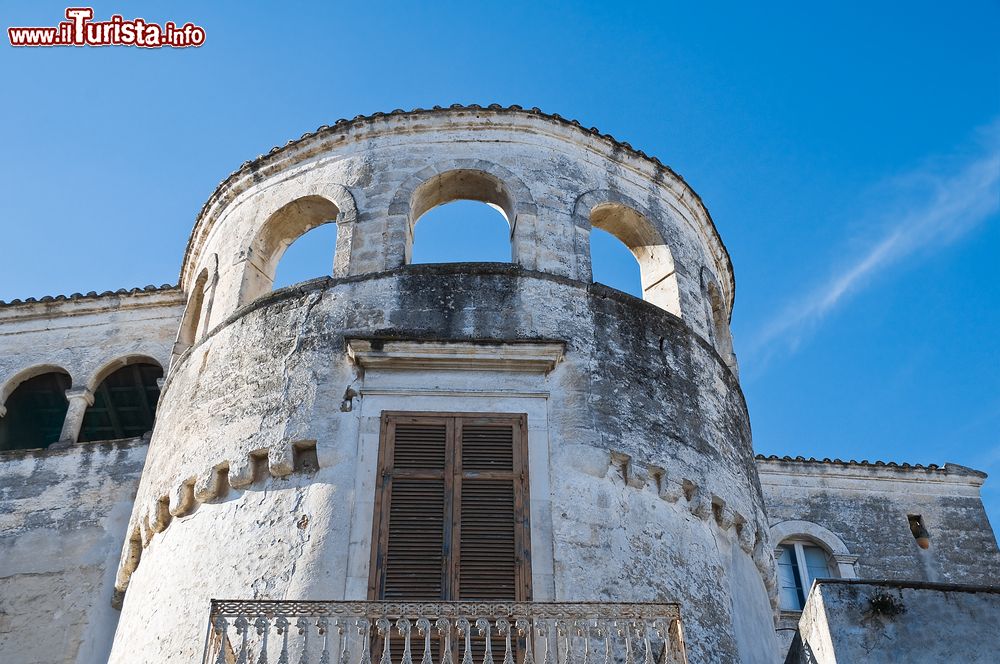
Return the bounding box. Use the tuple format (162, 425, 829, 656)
(908, 514, 931, 549)
(369, 412, 531, 601)
(588, 202, 681, 316)
(407, 170, 516, 265)
(0, 371, 71, 450)
(79, 362, 163, 442)
(177, 268, 209, 353)
(703, 278, 733, 359)
(273, 222, 339, 290)
(776, 541, 835, 611)
(239, 195, 341, 305)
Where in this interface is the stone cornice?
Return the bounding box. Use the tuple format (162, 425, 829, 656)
(0, 435, 148, 462)
(813, 578, 1000, 595)
(756, 456, 986, 489)
(346, 339, 566, 373)
(0, 284, 183, 322)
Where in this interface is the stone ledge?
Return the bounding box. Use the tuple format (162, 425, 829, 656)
(812, 578, 1000, 594)
(162, 265, 744, 407)
(346, 338, 565, 373)
(0, 436, 148, 462)
(756, 455, 987, 488)
(0, 284, 180, 310)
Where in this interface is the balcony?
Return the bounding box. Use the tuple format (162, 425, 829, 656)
(203, 600, 687, 664)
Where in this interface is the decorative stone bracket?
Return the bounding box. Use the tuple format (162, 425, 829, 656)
(113, 438, 319, 606)
(608, 449, 779, 611)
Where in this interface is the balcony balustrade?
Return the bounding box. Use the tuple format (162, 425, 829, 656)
(203, 600, 687, 664)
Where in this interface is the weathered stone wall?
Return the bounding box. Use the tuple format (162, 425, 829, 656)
(758, 457, 1000, 584)
(1, 107, 997, 664)
(759, 457, 1000, 658)
(109, 267, 776, 664)
(789, 580, 1000, 663)
(0, 439, 147, 664)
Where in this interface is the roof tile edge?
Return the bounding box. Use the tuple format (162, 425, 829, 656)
(755, 454, 987, 478)
(0, 284, 180, 309)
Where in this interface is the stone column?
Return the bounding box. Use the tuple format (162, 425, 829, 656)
(56, 387, 94, 447)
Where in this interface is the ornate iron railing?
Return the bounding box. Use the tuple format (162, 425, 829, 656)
(203, 600, 687, 664)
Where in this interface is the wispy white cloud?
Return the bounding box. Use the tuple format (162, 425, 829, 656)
(750, 121, 1000, 358)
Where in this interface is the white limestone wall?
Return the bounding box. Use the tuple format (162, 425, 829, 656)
(793, 580, 1000, 663)
(758, 459, 1000, 584)
(0, 439, 147, 664)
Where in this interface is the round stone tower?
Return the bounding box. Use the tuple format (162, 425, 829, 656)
(108, 106, 778, 663)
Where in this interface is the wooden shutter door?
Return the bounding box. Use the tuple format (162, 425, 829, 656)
(371, 413, 531, 603)
(371, 415, 453, 600)
(454, 417, 529, 600)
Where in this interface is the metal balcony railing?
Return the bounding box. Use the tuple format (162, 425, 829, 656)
(203, 600, 687, 664)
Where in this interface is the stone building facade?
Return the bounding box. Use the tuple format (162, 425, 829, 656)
(0, 106, 996, 664)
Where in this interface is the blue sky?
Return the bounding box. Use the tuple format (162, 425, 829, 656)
(2, 2, 998, 525)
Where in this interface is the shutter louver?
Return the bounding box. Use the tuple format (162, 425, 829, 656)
(459, 480, 516, 599)
(461, 425, 515, 472)
(393, 423, 447, 470)
(458, 422, 518, 600)
(384, 478, 446, 599)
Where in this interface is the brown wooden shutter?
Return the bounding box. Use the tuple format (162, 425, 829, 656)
(371, 413, 531, 602)
(455, 420, 519, 600)
(372, 417, 452, 600)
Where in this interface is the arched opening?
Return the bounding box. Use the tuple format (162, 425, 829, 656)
(704, 277, 735, 368)
(176, 268, 209, 352)
(273, 222, 339, 289)
(240, 195, 340, 305)
(589, 227, 642, 298)
(590, 203, 681, 316)
(0, 370, 71, 451)
(79, 361, 163, 442)
(408, 170, 514, 264)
